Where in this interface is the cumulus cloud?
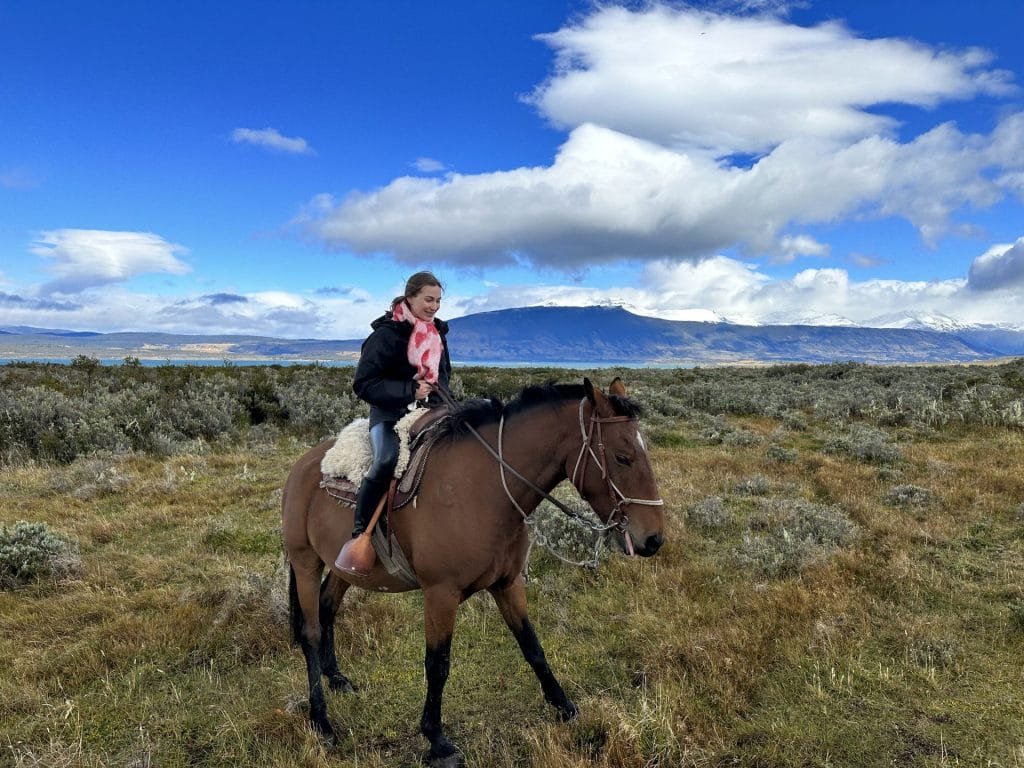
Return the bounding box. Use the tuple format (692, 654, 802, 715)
(460, 245, 1024, 329)
(775, 234, 830, 263)
(306, 118, 1024, 269)
(302, 5, 1023, 272)
(0, 291, 81, 311)
(31, 229, 191, 295)
(967, 237, 1024, 291)
(6, 236, 1024, 337)
(231, 127, 315, 155)
(529, 5, 1014, 155)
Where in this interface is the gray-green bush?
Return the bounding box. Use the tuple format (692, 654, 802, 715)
(0, 520, 82, 588)
(2, 357, 1023, 467)
(736, 498, 860, 579)
(822, 423, 902, 464)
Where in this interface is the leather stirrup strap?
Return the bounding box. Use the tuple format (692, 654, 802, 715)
(363, 477, 396, 540)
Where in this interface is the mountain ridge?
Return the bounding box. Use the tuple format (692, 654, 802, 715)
(2, 305, 1023, 365)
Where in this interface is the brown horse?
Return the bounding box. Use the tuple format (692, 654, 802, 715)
(282, 378, 665, 766)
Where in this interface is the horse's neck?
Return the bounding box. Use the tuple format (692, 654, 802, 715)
(495, 403, 574, 508)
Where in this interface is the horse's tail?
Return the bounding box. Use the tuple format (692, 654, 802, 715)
(287, 561, 304, 646)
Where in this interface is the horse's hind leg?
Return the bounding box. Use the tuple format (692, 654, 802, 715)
(288, 557, 335, 741)
(318, 572, 355, 692)
(489, 575, 578, 721)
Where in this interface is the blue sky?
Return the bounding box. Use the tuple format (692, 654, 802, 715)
(2, 0, 1024, 339)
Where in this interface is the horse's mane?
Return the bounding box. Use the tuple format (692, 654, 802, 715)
(438, 382, 642, 439)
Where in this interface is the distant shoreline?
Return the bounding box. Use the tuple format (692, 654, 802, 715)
(0, 354, 704, 370)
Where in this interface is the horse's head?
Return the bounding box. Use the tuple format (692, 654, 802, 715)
(570, 377, 665, 557)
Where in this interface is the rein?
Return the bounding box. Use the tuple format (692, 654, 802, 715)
(432, 384, 663, 562)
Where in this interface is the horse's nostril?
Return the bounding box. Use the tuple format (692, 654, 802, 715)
(644, 533, 664, 554)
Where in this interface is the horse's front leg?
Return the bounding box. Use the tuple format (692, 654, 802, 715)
(421, 586, 464, 768)
(489, 575, 578, 721)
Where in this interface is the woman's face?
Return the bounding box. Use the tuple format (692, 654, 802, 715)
(407, 284, 443, 322)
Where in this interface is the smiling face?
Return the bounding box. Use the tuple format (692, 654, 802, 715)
(406, 284, 443, 322)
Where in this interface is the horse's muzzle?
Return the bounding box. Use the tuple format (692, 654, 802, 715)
(634, 532, 664, 557)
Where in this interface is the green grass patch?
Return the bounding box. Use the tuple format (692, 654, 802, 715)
(2, 363, 1024, 766)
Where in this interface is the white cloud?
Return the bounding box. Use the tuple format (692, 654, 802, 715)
(301, 5, 1023, 273)
(454, 240, 1024, 329)
(31, 229, 191, 295)
(529, 5, 1014, 155)
(0, 281, 385, 339)
(305, 117, 1024, 269)
(7, 235, 1024, 336)
(775, 234, 830, 263)
(413, 157, 447, 173)
(231, 127, 314, 155)
(967, 237, 1024, 291)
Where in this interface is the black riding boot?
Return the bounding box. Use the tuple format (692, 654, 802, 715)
(351, 475, 390, 538)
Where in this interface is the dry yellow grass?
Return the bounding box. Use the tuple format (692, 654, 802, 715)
(2, 371, 1024, 766)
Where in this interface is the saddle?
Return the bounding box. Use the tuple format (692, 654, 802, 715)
(320, 407, 448, 512)
(320, 408, 450, 586)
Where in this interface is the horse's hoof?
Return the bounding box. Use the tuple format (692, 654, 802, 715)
(313, 720, 337, 747)
(557, 699, 579, 722)
(327, 674, 355, 693)
(425, 741, 464, 768)
(426, 752, 465, 768)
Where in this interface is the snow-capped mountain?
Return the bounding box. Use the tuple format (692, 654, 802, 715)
(758, 311, 860, 327)
(4, 306, 1024, 364)
(866, 311, 1024, 333)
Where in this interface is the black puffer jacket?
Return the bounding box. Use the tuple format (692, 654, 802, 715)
(352, 312, 452, 426)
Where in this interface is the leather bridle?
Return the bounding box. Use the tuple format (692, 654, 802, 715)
(432, 384, 663, 555)
(567, 398, 665, 555)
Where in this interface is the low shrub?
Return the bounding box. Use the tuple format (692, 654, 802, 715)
(822, 423, 902, 464)
(734, 474, 770, 496)
(530, 485, 609, 567)
(765, 443, 798, 463)
(737, 498, 860, 579)
(686, 495, 731, 529)
(907, 635, 960, 669)
(0, 520, 82, 589)
(887, 484, 932, 507)
(723, 428, 764, 447)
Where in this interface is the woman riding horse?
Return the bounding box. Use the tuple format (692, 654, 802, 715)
(335, 270, 451, 576)
(283, 375, 665, 767)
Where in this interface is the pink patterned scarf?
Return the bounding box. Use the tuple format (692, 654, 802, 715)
(392, 300, 443, 384)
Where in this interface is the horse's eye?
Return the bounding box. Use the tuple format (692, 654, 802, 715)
(615, 454, 632, 467)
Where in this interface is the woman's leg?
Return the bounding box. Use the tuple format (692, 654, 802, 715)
(350, 422, 399, 537)
(334, 422, 400, 575)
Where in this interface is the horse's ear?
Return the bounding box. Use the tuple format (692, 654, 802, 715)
(609, 377, 627, 397)
(583, 377, 597, 405)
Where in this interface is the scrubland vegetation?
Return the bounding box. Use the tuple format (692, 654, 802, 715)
(2, 357, 1023, 766)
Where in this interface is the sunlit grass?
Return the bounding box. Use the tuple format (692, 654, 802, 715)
(2, 364, 1024, 766)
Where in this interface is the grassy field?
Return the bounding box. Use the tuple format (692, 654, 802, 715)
(2, 362, 1024, 767)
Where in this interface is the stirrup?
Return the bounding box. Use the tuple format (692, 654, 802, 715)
(334, 480, 392, 577)
(334, 533, 375, 576)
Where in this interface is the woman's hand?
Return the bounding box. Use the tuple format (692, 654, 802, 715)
(414, 379, 433, 401)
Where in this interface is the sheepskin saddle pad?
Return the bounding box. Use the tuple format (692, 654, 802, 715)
(319, 407, 448, 511)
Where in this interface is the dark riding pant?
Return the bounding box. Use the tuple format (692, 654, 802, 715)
(352, 421, 399, 537)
